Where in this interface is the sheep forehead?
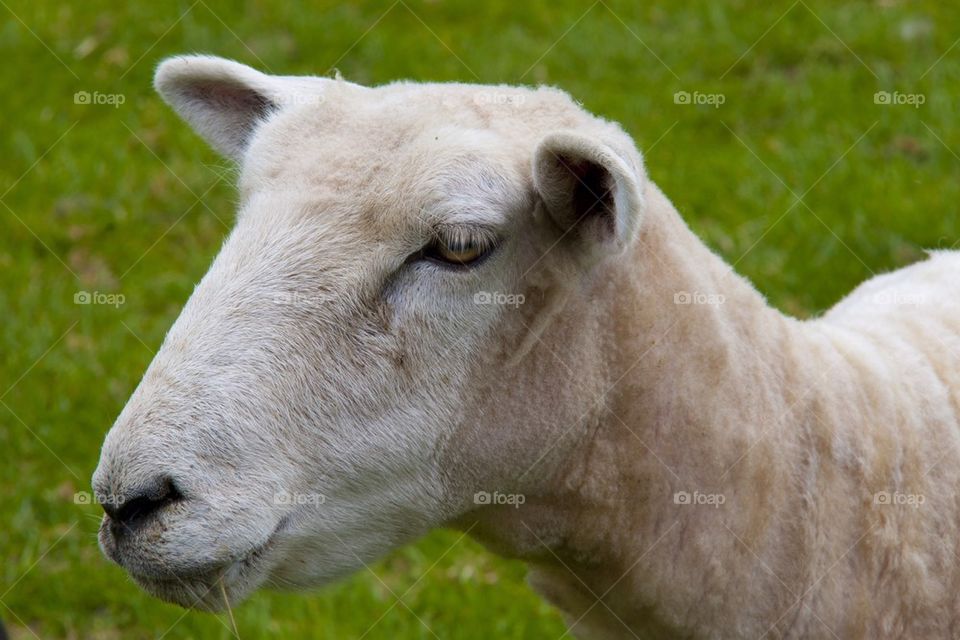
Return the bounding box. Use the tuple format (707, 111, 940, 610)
(238, 82, 570, 237)
(243, 80, 587, 183)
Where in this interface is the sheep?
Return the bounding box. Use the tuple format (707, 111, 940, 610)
(92, 55, 960, 639)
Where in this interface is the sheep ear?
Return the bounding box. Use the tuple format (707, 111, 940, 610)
(533, 131, 645, 256)
(154, 55, 323, 161)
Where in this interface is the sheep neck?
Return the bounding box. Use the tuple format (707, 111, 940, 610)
(466, 182, 813, 637)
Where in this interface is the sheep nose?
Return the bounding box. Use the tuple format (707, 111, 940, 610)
(100, 477, 181, 536)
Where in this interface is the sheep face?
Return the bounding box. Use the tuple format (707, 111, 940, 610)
(92, 56, 646, 609)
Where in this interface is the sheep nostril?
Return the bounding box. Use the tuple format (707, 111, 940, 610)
(103, 478, 182, 535)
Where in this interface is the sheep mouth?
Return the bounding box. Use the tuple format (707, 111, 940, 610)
(122, 518, 289, 611)
(129, 542, 271, 611)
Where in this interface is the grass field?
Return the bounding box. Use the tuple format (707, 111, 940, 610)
(2, 0, 959, 637)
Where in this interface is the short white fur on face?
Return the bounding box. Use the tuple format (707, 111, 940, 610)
(93, 55, 646, 611)
(96, 57, 960, 640)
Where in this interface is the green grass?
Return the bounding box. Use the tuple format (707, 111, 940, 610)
(2, 0, 959, 637)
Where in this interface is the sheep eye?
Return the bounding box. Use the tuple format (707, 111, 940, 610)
(420, 232, 496, 268)
(429, 239, 485, 264)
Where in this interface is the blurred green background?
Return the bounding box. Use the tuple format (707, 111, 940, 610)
(1, 0, 958, 637)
